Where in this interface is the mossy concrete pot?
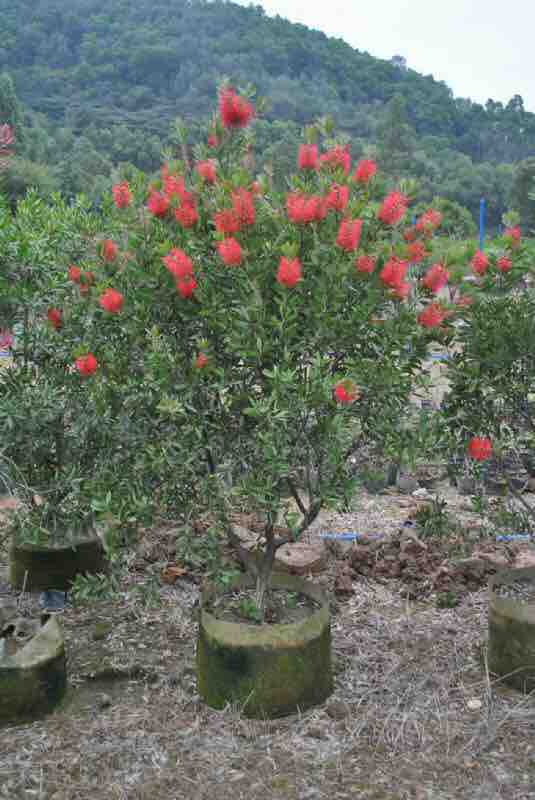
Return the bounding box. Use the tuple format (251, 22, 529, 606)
(197, 574, 333, 718)
(0, 616, 67, 725)
(9, 532, 106, 591)
(488, 566, 535, 691)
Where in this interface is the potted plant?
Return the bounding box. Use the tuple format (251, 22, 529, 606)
(40, 86, 473, 716)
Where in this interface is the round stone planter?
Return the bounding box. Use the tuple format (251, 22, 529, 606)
(196, 574, 333, 718)
(9, 532, 107, 591)
(488, 566, 535, 691)
(0, 616, 67, 725)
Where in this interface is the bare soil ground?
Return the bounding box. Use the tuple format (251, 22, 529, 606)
(2, 483, 535, 800)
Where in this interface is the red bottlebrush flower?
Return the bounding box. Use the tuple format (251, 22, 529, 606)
(213, 209, 241, 235)
(175, 203, 198, 228)
(297, 144, 318, 170)
(276, 257, 302, 288)
(219, 88, 254, 129)
(68, 265, 81, 283)
(112, 181, 131, 209)
(163, 174, 186, 200)
(176, 276, 197, 299)
(196, 160, 216, 184)
(379, 257, 408, 290)
(0, 124, 14, 149)
(99, 288, 124, 314)
(232, 189, 255, 226)
(467, 436, 492, 461)
(417, 303, 447, 328)
(217, 237, 242, 266)
(403, 227, 417, 242)
(147, 191, 169, 217)
(504, 226, 521, 248)
(415, 209, 442, 233)
(286, 193, 307, 224)
(195, 353, 209, 369)
(75, 353, 98, 377)
(207, 134, 219, 148)
(325, 184, 349, 213)
(406, 241, 427, 264)
(47, 308, 62, 330)
(355, 255, 375, 274)
(391, 281, 411, 300)
(304, 195, 327, 223)
(319, 145, 350, 175)
(0, 330, 13, 349)
(471, 250, 489, 276)
(336, 219, 362, 252)
(497, 256, 512, 273)
(333, 381, 360, 405)
(100, 239, 117, 262)
(352, 158, 376, 184)
(162, 248, 193, 279)
(422, 263, 449, 293)
(250, 180, 262, 195)
(377, 191, 408, 226)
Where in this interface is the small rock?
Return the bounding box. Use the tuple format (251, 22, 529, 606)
(92, 622, 113, 641)
(412, 488, 433, 500)
(397, 475, 420, 494)
(326, 700, 351, 720)
(305, 725, 328, 740)
(467, 698, 482, 711)
(334, 566, 354, 596)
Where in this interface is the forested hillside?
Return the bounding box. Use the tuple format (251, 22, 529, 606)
(0, 0, 533, 226)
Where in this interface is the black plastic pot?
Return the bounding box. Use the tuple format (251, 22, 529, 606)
(196, 574, 333, 718)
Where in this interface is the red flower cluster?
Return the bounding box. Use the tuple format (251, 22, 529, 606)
(417, 303, 447, 328)
(471, 250, 489, 276)
(112, 181, 131, 209)
(99, 288, 124, 314)
(217, 238, 242, 266)
(213, 209, 241, 235)
(320, 145, 350, 175)
(504, 226, 521, 248)
(333, 381, 360, 404)
(406, 241, 427, 264)
(355, 255, 375, 274)
(175, 202, 198, 228)
(162, 248, 193, 279)
(297, 144, 318, 170)
(219, 88, 254, 129)
(75, 353, 98, 377)
(100, 239, 118, 262)
(336, 219, 362, 252)
(232, 189, 255, 226)
(415, 208, 442, 233)
(352, 159, 376, 184)
(377, 191, 408, 226)
(325, 184, 349, 213)
(68, 265, 81, 283)
(196, 160, 216, 184)
(403, 227, 417, 243)
(207, 134, 219, 148)
(147, 190, 170, 217)
(379, 258, 408, 293)
(195, 353, 209, 369)
(276, 257, 302, 288)
(176, 275, 197, 299)
(47, 308, 62, 330)
(286, 193, 327, 224)
(467, 437, 492, 461)
(422, 263, 449, 294)
(496, 256, 512, 273)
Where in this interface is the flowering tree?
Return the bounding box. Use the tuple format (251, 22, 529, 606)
(28, 87, 489, 612)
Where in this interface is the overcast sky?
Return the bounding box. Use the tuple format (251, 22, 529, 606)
(236, 0, 535, 111)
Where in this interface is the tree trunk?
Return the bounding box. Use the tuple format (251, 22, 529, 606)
(255, 524, 275, 617)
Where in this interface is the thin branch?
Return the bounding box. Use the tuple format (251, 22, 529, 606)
(286, 477, 306, 516)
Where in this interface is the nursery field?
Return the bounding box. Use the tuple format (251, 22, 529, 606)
(2, 481, 535, 800)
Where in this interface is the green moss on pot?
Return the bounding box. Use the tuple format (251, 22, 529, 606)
(0, 617, 67, 725)
(196, 575, 333, 718)
(9, 534, 107, 591)
(488, 566, 535, 691)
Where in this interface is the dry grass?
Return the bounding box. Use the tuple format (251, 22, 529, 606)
(2, 488, 535, 800)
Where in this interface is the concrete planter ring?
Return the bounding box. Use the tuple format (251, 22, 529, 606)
(196, 574, 333, 718)
(0, 616, 67, 725)
(9, 531, 107, 591)
(488, 566, 535, 691)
